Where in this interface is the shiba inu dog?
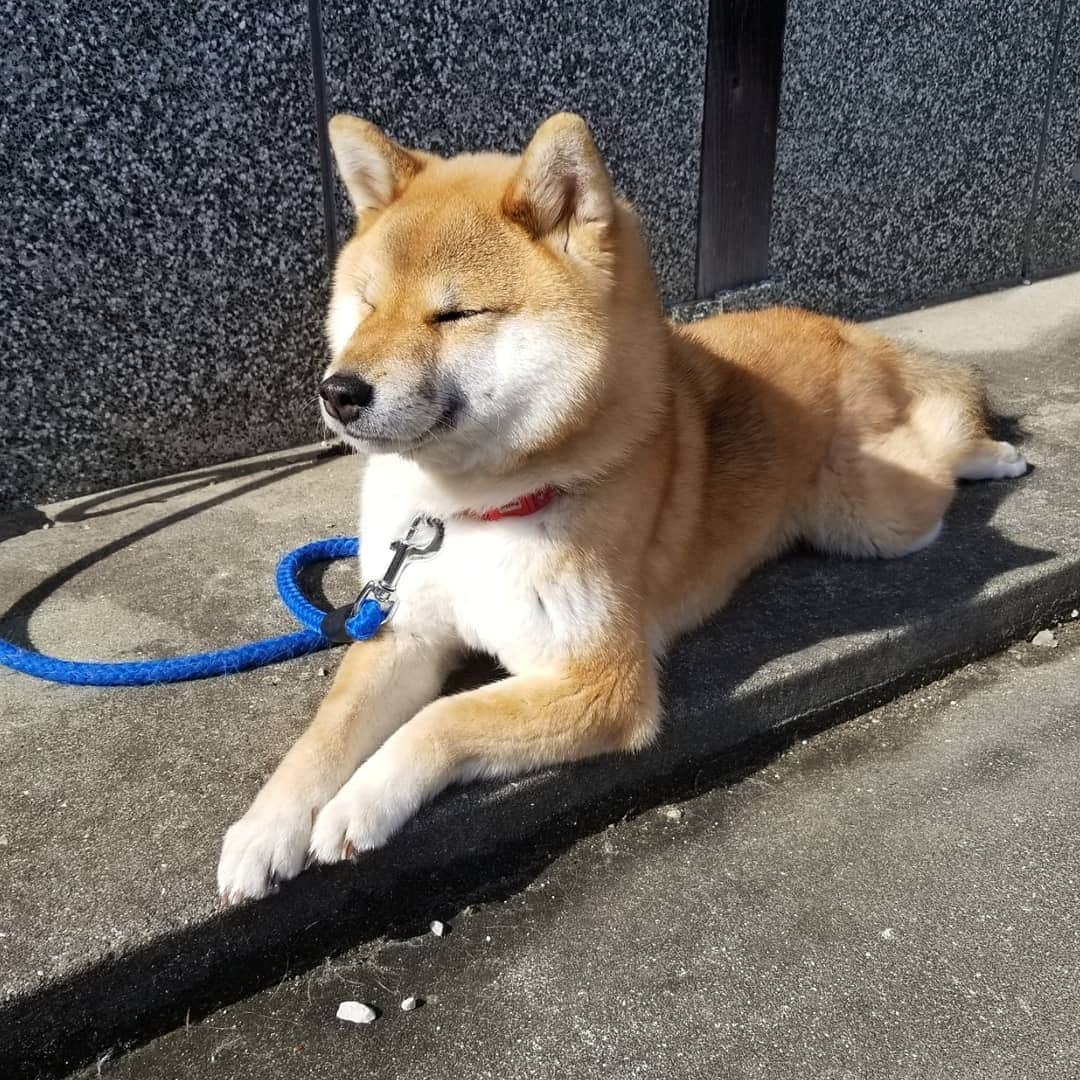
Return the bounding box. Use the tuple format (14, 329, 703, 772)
(218, 113, 1027, 901)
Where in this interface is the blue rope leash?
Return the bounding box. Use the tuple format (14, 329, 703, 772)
(0, 537, 384, 687)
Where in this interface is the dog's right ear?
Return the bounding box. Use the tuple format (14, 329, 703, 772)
(328, 115, 424, 213)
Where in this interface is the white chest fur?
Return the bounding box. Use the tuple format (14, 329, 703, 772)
(357, 456, 611, 672)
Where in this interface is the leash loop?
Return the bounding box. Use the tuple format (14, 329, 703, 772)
(1, 533, 389, 686)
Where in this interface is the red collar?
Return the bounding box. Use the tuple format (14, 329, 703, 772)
(464, 485, 559, 522)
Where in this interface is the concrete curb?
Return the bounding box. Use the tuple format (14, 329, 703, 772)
(4, 486, 1079, 1078)
(2, 276, 1079, 1077)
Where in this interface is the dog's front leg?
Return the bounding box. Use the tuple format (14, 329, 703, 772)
(309, 643, 659, 862)
(218, 630, 454, 902)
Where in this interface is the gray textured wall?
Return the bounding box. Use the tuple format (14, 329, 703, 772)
(3, 3, 328, 512)
(768, 0, 1080, 316)
(2, 0, 1078, 510)
(1028, 0, 1080, 278)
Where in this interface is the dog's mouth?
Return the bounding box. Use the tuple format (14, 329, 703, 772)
(328, 394, 464, 454)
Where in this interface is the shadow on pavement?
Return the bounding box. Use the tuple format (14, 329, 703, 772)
(0, 448, 340, 650)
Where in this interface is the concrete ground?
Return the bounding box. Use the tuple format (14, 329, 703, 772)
(78, 619, 1080, 1080)
(1, 273, 1079, 1076)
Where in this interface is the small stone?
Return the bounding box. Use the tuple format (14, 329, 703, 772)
(336, 1001, 376, 1025)
(40, 522, 52, 530)
(319, 667, 330, 677)
(1032, 629, 1058, 648)
(661, 806, 684, 822)
(400, 995, 420, 1012)
(430, 920, 446, 937)
(1071, 609, 1078, 620)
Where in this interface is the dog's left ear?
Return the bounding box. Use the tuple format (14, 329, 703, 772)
(503, 113, 615, 240)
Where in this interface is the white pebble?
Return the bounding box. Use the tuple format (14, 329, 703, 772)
(319, 667, 330, 677)
(40, 522, 52, 530)
(661, 806, 684, 822)
(336, 1001, 376, 1025)
(430, 920, 446, 937)
(400, 996, 419, 1012)
(1032, 629, 1058, 648)
(1071, 609, 1078, 619)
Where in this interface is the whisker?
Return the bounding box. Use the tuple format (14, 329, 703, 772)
(459, 409, 501, 438)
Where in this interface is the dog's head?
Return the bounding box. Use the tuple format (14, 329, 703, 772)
(319, 113, 661, 477)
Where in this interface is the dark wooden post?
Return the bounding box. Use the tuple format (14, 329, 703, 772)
(696, 0, 788, 297)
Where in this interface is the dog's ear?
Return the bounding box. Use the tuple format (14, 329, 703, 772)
(328, 115, 425, 213)
(503, 113, 615, 240)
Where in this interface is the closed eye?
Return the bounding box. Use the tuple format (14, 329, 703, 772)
(432, 309, 487, 324)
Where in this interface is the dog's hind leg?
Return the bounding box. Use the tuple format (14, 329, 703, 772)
(803, 413, 958, 560)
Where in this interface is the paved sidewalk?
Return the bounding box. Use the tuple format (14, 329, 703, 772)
(80, 621, 1080, 1080)
(1, 273, 1079, 1076)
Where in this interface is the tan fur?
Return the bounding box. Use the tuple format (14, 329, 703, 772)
(218, 114, 1026, 900)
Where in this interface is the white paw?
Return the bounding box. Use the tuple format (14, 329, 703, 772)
(217, 799, 315, 903)
(957, 440, 1029, 480)
(992, 441, 1029, 478)
(309, 753, 425, 864)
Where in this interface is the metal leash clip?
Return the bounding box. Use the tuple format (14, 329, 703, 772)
(321, 515, 445, 643)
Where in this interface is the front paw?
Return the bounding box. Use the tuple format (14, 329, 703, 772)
(308, 757, 423, 864)
(217, 798, 316, 903)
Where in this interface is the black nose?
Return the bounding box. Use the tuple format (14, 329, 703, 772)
(319, 373, 374, 424)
